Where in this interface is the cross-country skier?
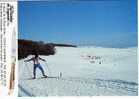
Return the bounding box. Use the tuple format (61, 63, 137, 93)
(24, 52, 47, 79)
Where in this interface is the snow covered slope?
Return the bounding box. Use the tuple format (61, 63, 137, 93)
(18, 47, 138, 96)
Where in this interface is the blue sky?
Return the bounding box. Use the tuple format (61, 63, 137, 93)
(18, 0, 137, 48)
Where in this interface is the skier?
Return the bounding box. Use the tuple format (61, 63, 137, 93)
(24, 52, 47, 79)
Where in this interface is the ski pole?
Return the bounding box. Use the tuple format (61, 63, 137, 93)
(25, 62, 32, 78)
(45, 62, 62, 78)
(45, 62, 52, 76)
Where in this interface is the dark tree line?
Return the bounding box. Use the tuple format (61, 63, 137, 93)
(18, 39, 55, 60)
(18, 39, 77, 60)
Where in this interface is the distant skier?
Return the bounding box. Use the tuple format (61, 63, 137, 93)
(24, 52, 47, 79)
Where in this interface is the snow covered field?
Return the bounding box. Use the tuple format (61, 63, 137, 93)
(18, 46, 138, 96)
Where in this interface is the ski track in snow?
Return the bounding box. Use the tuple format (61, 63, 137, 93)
(19, 77, 138, 96)
(18, 47, 138, 96)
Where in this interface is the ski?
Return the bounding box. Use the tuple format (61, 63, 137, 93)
(26, 76, 61, 80)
